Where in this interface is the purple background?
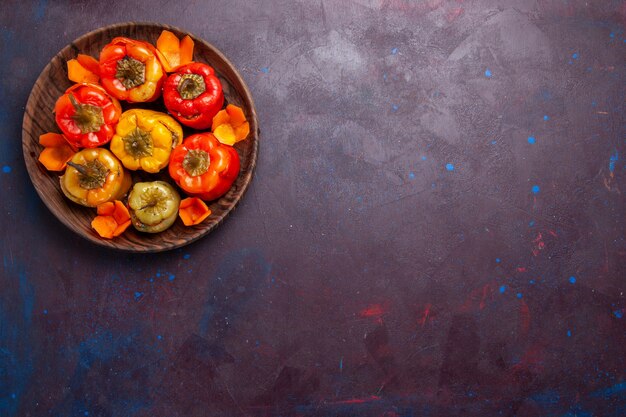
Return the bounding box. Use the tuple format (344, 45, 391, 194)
(1, 0, 625, 416)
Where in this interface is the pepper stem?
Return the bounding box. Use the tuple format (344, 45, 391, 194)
(67, 160, 108, 189)
(177, 74, 206, 100)
(69, 94, 105, 134)
(116, 56, 146, 89)
(123, 128, 154, 159)
(182, 149, 210, 176)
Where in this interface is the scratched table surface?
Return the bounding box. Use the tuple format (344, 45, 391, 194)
(0, 1, 624, 416)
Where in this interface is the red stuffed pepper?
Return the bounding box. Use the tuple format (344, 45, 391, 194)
(168, 132, 239, 201)
(54, 83, 122, 148)
(162, 62, 224, 129)
(99, 37, 165, 103)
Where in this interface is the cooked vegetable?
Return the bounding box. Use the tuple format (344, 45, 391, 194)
(155, 30, 194, 72)
(76, 54, 101, 76)
(109, 109, 183, 173)
(38, 133, 76, 171)
(163, 62, 224, 129)
(211, 104, 250, 145)
(60, 148, 131, 207)
(168, 132, 240, 201)
(54, 83, 122, 148)
(128, 181, 180, 233)
(99, 37, 165, 102)
(67, 55, 100, 84)
(178, 197, 211, 226)
(91, 200, 131, 238)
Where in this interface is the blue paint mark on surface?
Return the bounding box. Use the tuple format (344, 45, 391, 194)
(543, 115, 549, 121)
(567, 330, 572, 337)
(491, 140, 497, 144)
(260, 67, 269, 73)
(499, 285, 506, 294)
(339, 357, 343, 371)
(516, 293, 523, 299)
(541, 90, 552, 100)
(421, 156, 427, 161)
(592, 100, 597, 107)
(408, 172, 415, 180)
(157, 335, 162, 340)
(134, 292, 143, 300)
(528, 136, 536, 144)
(529, 280, 535, 284)
(591, 382, 626, 397)
(155, 272, 161, 278)
(199, 248, 271, 336)
(613, 310, 623, 319)
(561, 405, 593, 417)
(84, 412, 89, 416)
(50, 329, 151, 415)
(2, 165, 11, 173)
(529, 220, 535, 227)
(610, 32, 615, 38)
(34, 0, 47, 21)
(391, 47, 398, 55)
(496, 258, 501, 263)
(168, 273, 175, 281)
(569, 276, 576, 284)
(609, 150, 618, 173)
(446, 163, 454, 171)
(43, 309, 48, 315)
(484, 68, 492, 78)
(356, 196, 363, 203)
(18, 270, 34, 326)
(531, 390, 560, 406)
(572, 52, 579, 59)
(392, 104, 399, 112)
(0, 261, 34, 416)
(531, 185, 540, 194)
(383, 73, 387, 81)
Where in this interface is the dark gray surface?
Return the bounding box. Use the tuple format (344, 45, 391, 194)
(0, 1, 624, 416)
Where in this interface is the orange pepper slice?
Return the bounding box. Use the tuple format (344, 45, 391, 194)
(37, 133, 76, 171)
(178, 197, 211, 226)
(211, 109, 230, 131)
(213, 124, 237, 146)
(67, 56, 100, 84)
(156, 30, 194, 72)
(91, 216, 118, 239)
(92, 200, 131, 238)
(76, 54, 100, 76)
(211, 105, 250, 144)
(226, 104, 246, 126)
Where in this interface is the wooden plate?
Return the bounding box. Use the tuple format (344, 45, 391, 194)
(22, 22, 258, 253)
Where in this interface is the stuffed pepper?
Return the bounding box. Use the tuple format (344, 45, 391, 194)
(54, 83, 121, 148)
(110, 109, 182, 173)
(162, 62, 224, 129)
(128, 181, 180, 233)
(168, 132, 239, 201)
(60, 148, 131, 207)
(99, 37, 165, 103)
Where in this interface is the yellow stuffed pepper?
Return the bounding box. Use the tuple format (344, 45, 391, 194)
(60, 148, 131, 207)
(110, 109, 183, 173)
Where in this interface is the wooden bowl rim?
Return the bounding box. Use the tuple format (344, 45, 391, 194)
(22, 22, 259, 253)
